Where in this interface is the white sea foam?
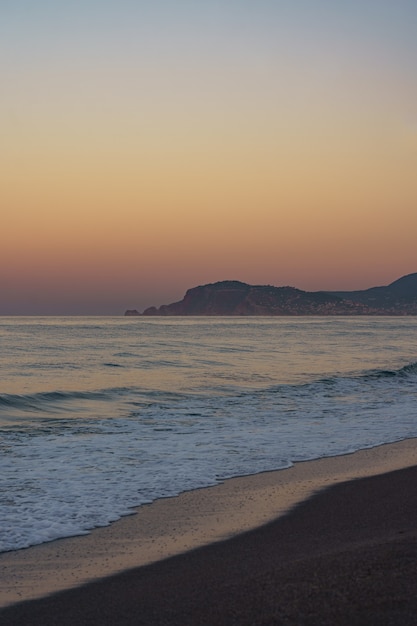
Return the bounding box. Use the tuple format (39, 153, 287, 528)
(1, 317, 417, 552)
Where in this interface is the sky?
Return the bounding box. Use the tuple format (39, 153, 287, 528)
(1, 0, 416, 314)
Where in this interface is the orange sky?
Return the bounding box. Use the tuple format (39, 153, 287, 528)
(1, 1, 416, 313)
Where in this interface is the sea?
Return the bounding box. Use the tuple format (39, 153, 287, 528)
(1, 316, 417, 554)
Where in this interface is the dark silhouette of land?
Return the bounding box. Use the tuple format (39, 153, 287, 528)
(125, 272, 417, 316)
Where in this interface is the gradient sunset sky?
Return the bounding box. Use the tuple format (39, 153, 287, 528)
(2, 1, 416, 314)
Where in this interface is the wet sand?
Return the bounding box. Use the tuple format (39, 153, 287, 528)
(1, 438, 417, 624)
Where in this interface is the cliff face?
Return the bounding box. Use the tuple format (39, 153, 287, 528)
(125, 273, 417, 316)
(145, 281, 252, 316)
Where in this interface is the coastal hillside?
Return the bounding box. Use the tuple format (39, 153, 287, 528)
(332, 273, 417, 309)
(125, 273, 417, 316)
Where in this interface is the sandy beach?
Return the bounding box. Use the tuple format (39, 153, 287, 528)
(1, 438, 417, 624)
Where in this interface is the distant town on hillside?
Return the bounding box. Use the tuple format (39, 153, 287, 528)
(125, 273, 417, 316)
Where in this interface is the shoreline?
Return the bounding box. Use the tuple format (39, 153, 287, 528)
(1, 437, 417, 609)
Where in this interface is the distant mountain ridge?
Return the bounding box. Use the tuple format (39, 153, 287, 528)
(125, 273, 417, 316)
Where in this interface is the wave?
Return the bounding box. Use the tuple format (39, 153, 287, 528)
(396, 361, 417, 375)
(260, 360, 417, 395)
(1, 361, 416, 417)
(357, 361, 417, 380)
(321, 360, 417, 385)
(0, 386, 190, 417)
(0, 387, 131, 413)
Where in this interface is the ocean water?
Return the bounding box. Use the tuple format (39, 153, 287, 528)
(1, 316, 416, 553)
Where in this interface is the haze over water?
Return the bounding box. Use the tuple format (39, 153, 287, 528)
(1, 316, 417, 553)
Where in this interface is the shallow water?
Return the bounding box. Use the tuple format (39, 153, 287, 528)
(1, 316, 416, 552)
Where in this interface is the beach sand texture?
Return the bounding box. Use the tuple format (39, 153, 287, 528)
(1, 438, 417, 624)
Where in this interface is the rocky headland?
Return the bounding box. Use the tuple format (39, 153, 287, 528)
(125, 273, 417, 316)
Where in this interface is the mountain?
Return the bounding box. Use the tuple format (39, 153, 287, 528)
(332, 273, 417, 309)
(125, 273, 417, 316)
